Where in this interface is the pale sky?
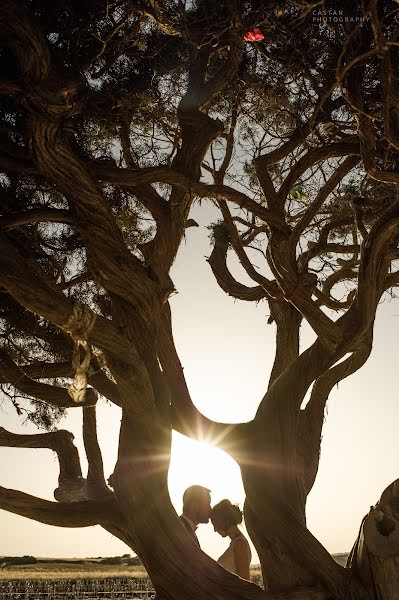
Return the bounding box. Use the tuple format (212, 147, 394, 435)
(1, 200, 399, 563)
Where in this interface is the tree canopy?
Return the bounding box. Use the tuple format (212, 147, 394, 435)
(1, 1, 399, 599)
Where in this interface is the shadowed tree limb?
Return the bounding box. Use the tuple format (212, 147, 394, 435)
(58, 272, 92, 291)
(0, 208, 73, 230)
(83, 406, 113, 498)
(141, 0, 182, 37)
(158, 302, 242, 453)
(105, 164, 286, 228)
(257, 200, 399, 432)
(267, 298, 302, 387)
(353, 202, 399, 335)
(313, 261, 359, 312)
(1, 232, 154, 421)
(0, 427, 83, 482)
(178, 29, 243, 113)
(345, 59, 399, 185)
(207, 235, 268, 301)
(278, 141, 360, 204)
(267, 249, 342, 348)
(0, 486, 121, 528)
(384, 269, 399, 291)
(2, 2, 163, 319)
(30, 119, 162, 314)
(0, 348, 97, 408)
(348, 477, 399, 596)
(0, 81, 23, 95)
(0, 425, 89, 500)
(251, 168, 345, 347)
(298, 215, 356, 271)
(314, 288, 357, 311)
(119, 116, 168, 223)
(0, 232, 139, 366)
(0, 358, 121, 406)
(133, 39, 245, 283)
(291, 156, 359, 247)
(0, 361, 73, 381)
(88, 370, 121, 407)
(1, 1, 51, 86)
(254, 95, 347, 171)
(0, 150, 304, 234)
(215, 105, 238, 185)
(217, 201, 279, 295)
(298, 332, 373, 495)
(253, 158, 282, 221)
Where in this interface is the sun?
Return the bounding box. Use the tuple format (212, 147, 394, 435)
(168, 431, 244, 511)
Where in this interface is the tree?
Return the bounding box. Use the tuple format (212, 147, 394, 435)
(1, 0, 399, 598)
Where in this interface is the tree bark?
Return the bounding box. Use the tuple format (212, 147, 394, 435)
(348, 479, 399, 599)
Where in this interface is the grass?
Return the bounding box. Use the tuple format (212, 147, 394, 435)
(0, 555, 347, 581)
(0, 563, 149, 580)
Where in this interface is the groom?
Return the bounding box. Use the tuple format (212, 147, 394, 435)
(180, 485, 212, 545)
(152, 485, 211, 599)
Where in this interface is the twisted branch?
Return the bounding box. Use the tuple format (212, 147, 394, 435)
(0, 349, 97, 408)
(0, 486, 120, 528)
(158, 303, 241, 452)
(0, 426, 82, 483)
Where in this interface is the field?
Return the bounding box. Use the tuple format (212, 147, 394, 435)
(0, 562, 149, 581)
(0, 561, 263, 599)
(0, 557, 347, 598)
(0, 555, 348, 580)
(0, 561, 265, 598)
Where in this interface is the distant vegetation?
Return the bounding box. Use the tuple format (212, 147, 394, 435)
(99, 556, 142, 566)
(0, 554, 143, 573)
(1, 554, 140, 563)
(0, 556, 37, 567)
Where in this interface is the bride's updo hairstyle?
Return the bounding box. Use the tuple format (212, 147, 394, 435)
(210, 499, 242, 528)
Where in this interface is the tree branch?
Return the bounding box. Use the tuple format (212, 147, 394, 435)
(267, 242, 342, 348)
(3, 2, 160, 317)
(158, 303, 241, 453)
(348, 477, 399, 594)
(119, 116, 168, 223)
(31, 119, 161, 314)
(298, 215, 355, 271)
(267, 299, 302, 387)
(1, 360, 73, 381)
(215, 106, 238, 184)
(354, 202, 399, 335)
(0, 348, 97, 408)
(207, 235, 268, 302)
(0, 358, 121, 406)
(318, 266, 358, 309)
(0, 232, 139, 366)
(299, 333, 373, 494)
(142, 1, 182, 37)
(88, 368, 121, 407)
(278, 141, 360, 203)
(94, 164, 290, 232)
(0, 209, 73, 230)
(0, 426, 83, 482)
(82, 406, 111, 497)
(255, 95, 347, 169)
(0, 486, 121, 528)
(217, 202, 279, 296)
(291, 156, 359, 247)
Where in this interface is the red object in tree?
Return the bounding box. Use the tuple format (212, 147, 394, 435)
(243, 28, 265, 42)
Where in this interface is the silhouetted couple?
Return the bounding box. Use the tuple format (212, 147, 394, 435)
(152, 486, 251, 599)
(180, 485, 251, 580)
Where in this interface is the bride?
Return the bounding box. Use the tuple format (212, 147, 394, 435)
(210, 499, 252, 580)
